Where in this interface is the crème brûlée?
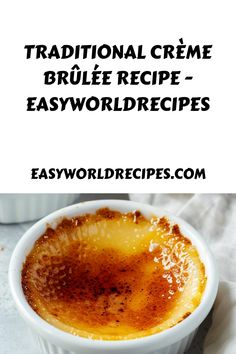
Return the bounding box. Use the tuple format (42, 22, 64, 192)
(22, 208, 206, 340)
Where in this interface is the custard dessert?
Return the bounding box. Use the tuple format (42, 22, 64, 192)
(22, 208, 206, 340)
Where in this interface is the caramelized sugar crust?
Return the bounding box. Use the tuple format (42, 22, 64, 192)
(22, 208, 206, 340)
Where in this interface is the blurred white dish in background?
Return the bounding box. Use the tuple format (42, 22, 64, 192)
(0, 194, 78, 223)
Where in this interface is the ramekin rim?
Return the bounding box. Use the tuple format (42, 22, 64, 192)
(9, 199, 219, 351)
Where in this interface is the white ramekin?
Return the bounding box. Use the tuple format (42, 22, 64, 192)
(9, 200, 218, 354)
(0, 194, 78, 223)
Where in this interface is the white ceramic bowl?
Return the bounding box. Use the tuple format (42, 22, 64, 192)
(0, 194, 78, 223)
(9, 200, 218, 354)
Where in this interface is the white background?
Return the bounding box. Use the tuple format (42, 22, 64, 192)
(1, 0, 235, 193)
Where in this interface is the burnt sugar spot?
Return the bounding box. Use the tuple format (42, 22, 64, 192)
(22, 242, 179, 331)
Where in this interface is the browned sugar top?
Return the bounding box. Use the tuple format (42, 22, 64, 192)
(21, 208, 203, 338)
